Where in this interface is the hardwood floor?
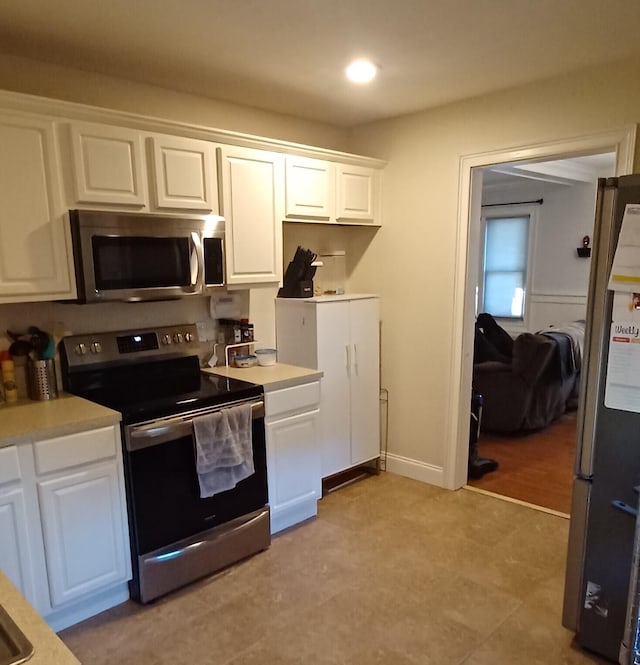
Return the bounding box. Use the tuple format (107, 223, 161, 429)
(467, 410, 577, 515)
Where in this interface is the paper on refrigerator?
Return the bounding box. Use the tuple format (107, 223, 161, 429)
(605, 319, 640, 412)
(608, 204, 640, 292)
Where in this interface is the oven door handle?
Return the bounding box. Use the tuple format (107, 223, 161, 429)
(125, 400, 264, 451)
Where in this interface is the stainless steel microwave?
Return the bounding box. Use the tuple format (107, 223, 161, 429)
(69, 209, 225, 303)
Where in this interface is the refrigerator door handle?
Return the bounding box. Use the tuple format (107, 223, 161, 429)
(613, 500, 639, 519)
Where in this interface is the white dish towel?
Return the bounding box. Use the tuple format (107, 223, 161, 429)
(193, 403, 254, 498)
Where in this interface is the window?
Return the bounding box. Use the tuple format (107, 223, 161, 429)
(479, 205, 535, 321)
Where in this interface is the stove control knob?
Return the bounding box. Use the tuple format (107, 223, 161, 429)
(161, 334, 172, 345)
(184, 332, 194, 343)
(75, 343, 87, 356)
(90, 342, 102, 354)
(173, 332, 183, 344)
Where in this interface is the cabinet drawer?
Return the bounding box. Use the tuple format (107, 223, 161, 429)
(0, 446, 21, 485)
(34, 426, 119, 475)
(266, 381, 320, 420)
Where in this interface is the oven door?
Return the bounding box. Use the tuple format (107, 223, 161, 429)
(123, 399, 267, 556)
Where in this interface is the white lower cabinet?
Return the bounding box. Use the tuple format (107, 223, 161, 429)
(0, 485, 36, 606)
(37, 462, 129, 608)
(0, 424, 131, 632)
(265, 381, 321, 534)
(0, 445, 38, 607)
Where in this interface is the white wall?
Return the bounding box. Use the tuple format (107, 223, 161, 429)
(481, 179, 602, 332)
(346, 56, 640, 481)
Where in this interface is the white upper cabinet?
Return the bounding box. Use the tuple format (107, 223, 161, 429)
(218, 145, 284, 286)
(0, 112, 75, 302)
(285, 156, 381, 225)
(69, 122, 147, 206)
(336, 163, 379, 223)
(284, 156, 334, 221)
(149, 134, 218, 212)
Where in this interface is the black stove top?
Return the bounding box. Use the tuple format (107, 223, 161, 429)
(61, 324, 262, 423)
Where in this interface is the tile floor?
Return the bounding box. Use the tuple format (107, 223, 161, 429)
(59, 472, 609, 664)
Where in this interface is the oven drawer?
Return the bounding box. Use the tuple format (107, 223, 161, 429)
(34, 426, 119, 475)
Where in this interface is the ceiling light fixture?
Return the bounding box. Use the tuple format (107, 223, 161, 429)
(345, 59, 377, 84)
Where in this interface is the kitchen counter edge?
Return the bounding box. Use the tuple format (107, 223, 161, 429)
(0, 394, 121, 449)
(0, 572, 80, 665)
(202, 363, 323, 392)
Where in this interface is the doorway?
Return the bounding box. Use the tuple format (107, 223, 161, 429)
(445, 127, 637, 495)
(466, 154, 615, 514)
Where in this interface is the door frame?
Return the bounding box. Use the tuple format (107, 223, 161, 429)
(445, 126, 637, 490)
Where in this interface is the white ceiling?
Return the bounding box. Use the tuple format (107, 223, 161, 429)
(2, 1, 640, 127)
(483, 153, 617, 189)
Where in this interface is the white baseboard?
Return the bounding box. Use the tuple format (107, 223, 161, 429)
(45, 582, 130, 632)
(381, 452, 444, 487)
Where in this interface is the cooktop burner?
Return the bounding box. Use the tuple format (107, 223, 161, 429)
(60, 324, 262, 423)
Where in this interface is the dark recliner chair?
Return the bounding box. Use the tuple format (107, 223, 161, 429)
(473, 316, 577, 433)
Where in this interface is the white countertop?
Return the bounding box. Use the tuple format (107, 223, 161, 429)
(202, 363, 322, 392)
(0, 573, 80, 665)
(0, 394, 121, 449)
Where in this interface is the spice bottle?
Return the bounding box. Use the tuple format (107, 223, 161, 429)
(2, 359, 18, 403)
(240, 319, 254, 343)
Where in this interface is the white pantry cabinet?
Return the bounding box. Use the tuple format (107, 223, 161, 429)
(265, 381, 321, 533)
(68, 121, 147, 206)
(0, 112, 75, 303)
(218, 145, 284, 286)
(275, 295, 380, 478)
(284, 156, 381, 226)
(148, 134, 218, 212)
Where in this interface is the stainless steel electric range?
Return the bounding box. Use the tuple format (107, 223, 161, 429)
(60, 323, 270, 603)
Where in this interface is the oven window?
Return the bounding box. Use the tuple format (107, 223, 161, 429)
(92, 236, 191, 290)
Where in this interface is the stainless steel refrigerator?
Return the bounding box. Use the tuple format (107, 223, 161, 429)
(563, 174, 640, 663)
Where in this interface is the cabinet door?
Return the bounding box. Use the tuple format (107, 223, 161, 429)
(37, 462, 129, 607)
(0, 113, 74, 302)
(349, 298, 380, 465)
(316, 301, 352, 477)
(284, 156, 334, 221)
(0, 486, 36, 606)
(150, 134, 218, 212)
(266, 408, 320, 533)
(69, 122, 146, 206)
(218, 145, 284, 285)
(335, 164, 378, 224)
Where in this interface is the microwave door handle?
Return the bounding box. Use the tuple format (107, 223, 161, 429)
(190, 232, 202, 290)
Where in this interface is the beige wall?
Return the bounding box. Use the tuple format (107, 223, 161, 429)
(4, 51, 640, 481)
(346, 57, 640, 474)
(0, 54, 349, 150)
